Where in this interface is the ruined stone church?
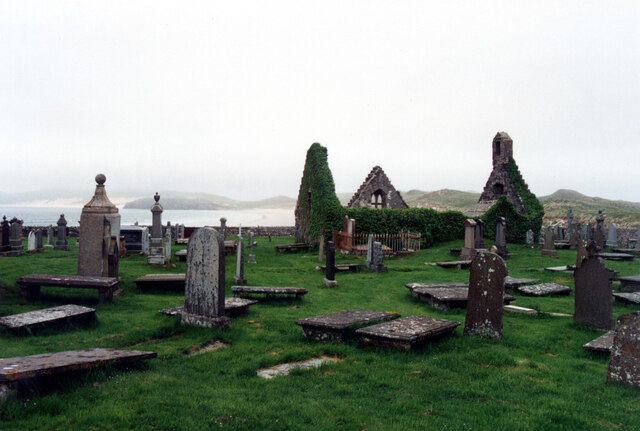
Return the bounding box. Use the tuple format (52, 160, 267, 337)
(472, 132, 530, 215)
(347, 166, 408, 209)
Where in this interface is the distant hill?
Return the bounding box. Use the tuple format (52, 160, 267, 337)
(124, 192, 296, 210)
(539, 189, 587, 201)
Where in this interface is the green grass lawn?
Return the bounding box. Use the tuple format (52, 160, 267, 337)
(1, 237, 639, 431)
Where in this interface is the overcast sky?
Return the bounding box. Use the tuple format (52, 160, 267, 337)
(1, 1, 638, 201)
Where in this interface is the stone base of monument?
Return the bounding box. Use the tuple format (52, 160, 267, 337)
(597, 253, 634, 261)
(0, 304, 95, 333)
(231, 286, 308, 300)
(224, 298, 259, 317)
(322, 278, 338, 288)
(147, 254, 165, 265)
(583, 330, 615, 354)
(619, 275, 640, 292)
(409, 286, 515, 311)
(613, 292, 640, 305)
(233, 276, 247, 285)
(503, 277, 540, 292)
(296, 310, 400, 342)
(433, 260, 472, 269)
(459, 248, 477, 261)
(517, 282, 571, 296)
(356, 316, 460, 351)
(160, 306, 231, 329)
(0, 348, 156, 401)
(541, 249, 558, 257)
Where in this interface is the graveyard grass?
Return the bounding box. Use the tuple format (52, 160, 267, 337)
(1, 237, 639, 431)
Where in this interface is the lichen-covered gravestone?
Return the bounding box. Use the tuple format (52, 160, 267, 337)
(525, 229, 534, 248)
(574, 240, 615, 330)
(595, 210, 606, 249)
(607, 312, 640, 388)
(463, 251, 508, 339)
(323, 241, 337, 287)
(365, 234, 374, 268)
(541, 227, 557, 257)
(371, 241, 387, 272)
(494, 216, 508, 257)
(460, 219, 477, 260)
(179, 227, 230, 328)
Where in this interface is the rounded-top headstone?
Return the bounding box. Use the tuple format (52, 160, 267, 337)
(184, 227, 225, 317)
(95, 174, 106, 185)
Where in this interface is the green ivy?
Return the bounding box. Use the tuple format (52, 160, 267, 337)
(481, 158, 544, 242)
(345, 207, 466, 247)
(294, 143, 344, 243)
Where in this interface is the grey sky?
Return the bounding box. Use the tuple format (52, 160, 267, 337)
(1, 1, 638, 201)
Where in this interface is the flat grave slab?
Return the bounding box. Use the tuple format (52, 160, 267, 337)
(597, 253, 634, 261)
(554, 242, 571, 249)
(257, 356, 341, 379)
(356, 316, 460, 351)
(433, 260, 472, 269)
(135, 273, 186, 291)
(619, 275, 640, 292)
(175, 249, 187, 262)
(162, 297, 257, 319)
(504, 305, 538, 315)
(504, 277, 540, 291)
(316, 263, 362, 272)
(612, 248, 640, 256)
(0, 305, 95, 332)
(232, 285, 308, 299)
(296, 310, 400, 342)
(518, 282, 571, 297)
(410, 287, 515, 311)
(17, 274, 119, 303)
(544, 265, 574, 272)
(175, 238, 189, 245)
(583, 330, 615, 354)
(405, 282, 467, 292)
(274, 243, 311, 253)
(0, 348, 156, 384)
(613, 292, 640, 305)
(223, 240, 236, 255)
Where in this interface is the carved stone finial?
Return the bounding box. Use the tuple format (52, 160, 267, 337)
(95, 174, 106, 185)
(154, 193, 160, 203)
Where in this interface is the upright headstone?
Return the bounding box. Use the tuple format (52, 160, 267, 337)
(567, 209, 573, 230)
(525, 229, 534, 248)
(35, 229, 43, 250)
(182, 228, 230, 328)
(606, 223, 618, 248)
(371, 241, 387, 272)
(460, 219, 477, 260)
(141, 227, 150, 254)
(586, 224, 594, 241)
(366, 234, 375, 269)
(595, 210, 606, 249)
(342, 215, 350, 232)
(474, 219, 485, 249)
(1, 216, 11, 253)
(54, 214, 69, 251)
(580, 224, 588, 241)
(568, 222, 579, 249)
(495, 216, 508, 257)
(233, 235, 246, 285)
(574, 240, 615, 330)
(248, 231, 256, 264)
(607, 312, 640, 388)
(27, 231, 36, 252)
(541, 227, 557, 257)
(147, 193, 165, 265)
(323, 241, 337, 287)
(463, 252, 508, 339)
(8, 217, 24, 255)
(165, 229, 172, 262)
(46, 226, 54, 248)
(220, 217, 227, 239)
(318, 234, 325, 262)
(78, 174, 121, 277)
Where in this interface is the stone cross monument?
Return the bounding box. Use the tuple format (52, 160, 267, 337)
(54, 214, 69, 251)
(148, 193, 165, 265)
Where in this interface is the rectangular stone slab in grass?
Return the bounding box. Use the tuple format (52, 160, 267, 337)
(296, 310, 400, 342)
(583, 330, 614, 354)
(0, 305, 95, 332)
(135, 273, 186, 291)
(613, 292, 640, 305)
(434, 260, 472, 269)
(161, 297, 256, 319)
(231, 286, 308, 299)
(175, 249, 187, 262)
(597, 253, 635, 261)
(503, 305, 538, 315)
(410, 287, 515, 311)
(16, 274, 119, 303)
(0, 348, 156, 383)
(544, 266, 574, 272)
(356, 316, 460, 351)
(612, 248, 640, 256)
(316, 263, 362, 272)
(503, 277, 540, 291)
(517, 282, 571, 297)
(619, 275, 640, 292)
(274, 243, 311, 253)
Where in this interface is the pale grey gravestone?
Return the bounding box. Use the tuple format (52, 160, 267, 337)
(46, 226, 54, 247)
(165, 229, 172, 262)
(248, 231, 256, 264)
(595, 210, 606, 249)
(54, 214, 69, 251)
(606, 223, 618, 248)
(35, 229, 43, 250)
(568, 222, 579, 249)
(323, 241, 338, 287)
(27, 231, 36, 252)
(474, 219, 485, 249)
(371, 241, 387, 272)
(495, 216, 508, 257)
(233, 235, 246, 285)
(525, 229, 534, 248)
(179, 228, 230, 328)
(318, 234, 325, 262)
(574, 241, 615, 330)
(580, 223, 588, 241)
(460, 219, 477, 260)
(147, 193, 165, 265)
(541, 227, 557, 257)
(141, 227, 150, 254)
(9, 217, 24, 255)
(464, 251, 508, 339)
(607, 312, 640, 388)
(1, 216, 11, 253)
(220, 217, 227, 239)
(365, 234, 375, 269)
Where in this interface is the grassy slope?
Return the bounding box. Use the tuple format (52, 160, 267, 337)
(0, 238, 639, 430)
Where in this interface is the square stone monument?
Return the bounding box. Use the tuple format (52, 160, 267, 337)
(9, 217, 25, 255)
